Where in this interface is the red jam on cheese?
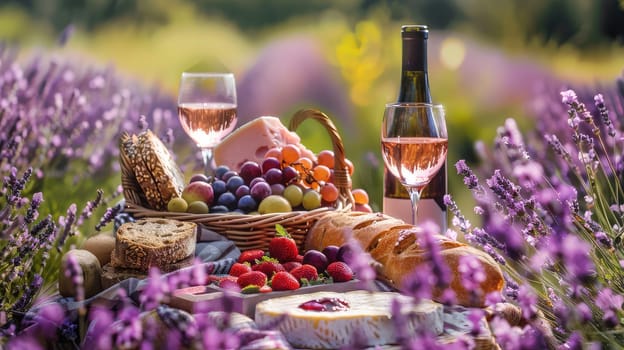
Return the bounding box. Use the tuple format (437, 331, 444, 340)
(298, 297, 350, 312)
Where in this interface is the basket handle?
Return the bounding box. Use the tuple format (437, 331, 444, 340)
(289, 109, 355, 208)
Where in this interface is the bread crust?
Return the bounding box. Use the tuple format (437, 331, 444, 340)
(306, 212, 504, 307)
(122, 130, 185, 210)
(111, 218, 197, 272)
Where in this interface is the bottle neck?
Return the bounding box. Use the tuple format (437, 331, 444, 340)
(398, 36, 431, 103)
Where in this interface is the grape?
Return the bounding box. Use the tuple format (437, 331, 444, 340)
(211, 180, 227, 199)
(303, 250, 328, 273)
(270, 183, 284, 196)
(317, 150, 335, 168)
(222, 170, 238, 182)
(187, 201, 209, 214)
(249, 177, 267, 188)
(240, 161, 262, 184)
(293, 157, 313, 174)
(320, 182, 339, 202)
(257, 195, 292, 214)
(217, 192, 237, 210)
(237, 194, 257, 213)
(302, 190, 322, 210)
(282, 184, 303, 207)
(345, 158, 354, 175)
(189, 173, 210, 183)
(250, 181, 271, 202)
(167, 197, 188, 212)
(226, 175, 245, 192)
(209, 205, 229, 213)
(355, 203, 373, 213)
(282, 166, 298, 184)
(263, 168, 283, 185)
(352, 189, 369, 205)
(336, 244, 354, 264)
(264, 147, 282, 162)
(281, 144, 301, 164)
(235, 185, 250, 199)
(261, 157, 281, 174)
(312, 165, 331, 183)
(215, 166, 230, 180)
(322, 245, 340, 264)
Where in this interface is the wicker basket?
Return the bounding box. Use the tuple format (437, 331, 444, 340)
(122, 109, 355, 251)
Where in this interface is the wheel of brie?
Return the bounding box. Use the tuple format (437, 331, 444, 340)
(254, 291, 444, 349)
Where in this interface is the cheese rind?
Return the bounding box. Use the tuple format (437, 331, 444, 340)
(214, 116, 302, 171)
(255, 291, 443, 349)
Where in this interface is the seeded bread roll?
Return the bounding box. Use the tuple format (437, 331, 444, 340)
(101, 255, 195, 289)
(120, 130, 185, 210)
(305, 212, 504, 307)
(111, 218, 197, 272)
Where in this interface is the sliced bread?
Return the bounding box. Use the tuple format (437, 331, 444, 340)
(111, 218, 197, 271)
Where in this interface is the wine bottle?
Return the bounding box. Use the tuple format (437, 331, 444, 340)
(382, 24, 448, 230)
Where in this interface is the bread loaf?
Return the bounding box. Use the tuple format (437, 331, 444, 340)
(120, 130, 185, 210)
(111, 218, 197, 271)
(305, 212, 504, 307)
(101, 255, 194, 289)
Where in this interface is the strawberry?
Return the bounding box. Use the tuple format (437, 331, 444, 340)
(259, 285, 273, 293)
(294, 254, 304, 263)
(282, 261, 302, 272)
(268, 226, 299, 262)
(252, 256, 285, 277)
(290, 264, 319, 283)
(271, 271, 300, 291)
(218, 276, 240, 291)
(237, 271, 267, 288)
(229, 262, 252, 277)
(238, 249, 265, 264)
(326, 261, 353, 282)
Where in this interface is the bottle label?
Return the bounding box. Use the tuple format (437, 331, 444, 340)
(382, 197, 447, 232)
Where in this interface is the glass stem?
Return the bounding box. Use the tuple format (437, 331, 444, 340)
(408, 187, 423, 226)
(200, 147, 215, 175)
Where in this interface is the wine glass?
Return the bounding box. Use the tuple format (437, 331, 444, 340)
(177, 72, 237, 174)
(381, 103, 448, 225)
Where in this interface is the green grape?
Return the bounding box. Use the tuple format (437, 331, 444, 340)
(187, 201, 210, 214)
(167, 197, 188, 213)
(283, 184, 304, 207)
(302, 190, 322, 210)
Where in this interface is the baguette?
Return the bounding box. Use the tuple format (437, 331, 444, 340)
(305, 212, 504, 307)
(111, 218, 197, 272)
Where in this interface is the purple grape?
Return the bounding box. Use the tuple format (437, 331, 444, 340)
(249, 177, 267, 188)
(336, 244, 354, 264)
(222, 170, 238, 182)
(322, 245, 340, 264)
(250, 181, 271, 202)
(237, 195, 257, 213)
(217, 192, 237, 210)
(264, 168, 283, 185)
(240, 161, 262, 184)
(235, 185, 250, 199)
(270, 183, 285, 196)
(226, 175, 245, 192)
(215, 166, 230, 180)
(209, 205, 229, 213)
(189, 173, 210, 183)
(262, 157, 281, 174)
(282, 166, 299, 184)
(211, 180, 227, 199)
(302, 250, 328, 273)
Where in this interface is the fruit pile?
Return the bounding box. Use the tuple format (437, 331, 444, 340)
(167, 146, 372, 215)
(209, 226, 355, 293)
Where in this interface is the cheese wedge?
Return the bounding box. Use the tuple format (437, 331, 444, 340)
(255, 291, 444, 349)
(214, 116, 305, 171)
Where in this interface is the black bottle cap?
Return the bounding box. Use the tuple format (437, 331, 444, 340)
(401, 25, 428, 39)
